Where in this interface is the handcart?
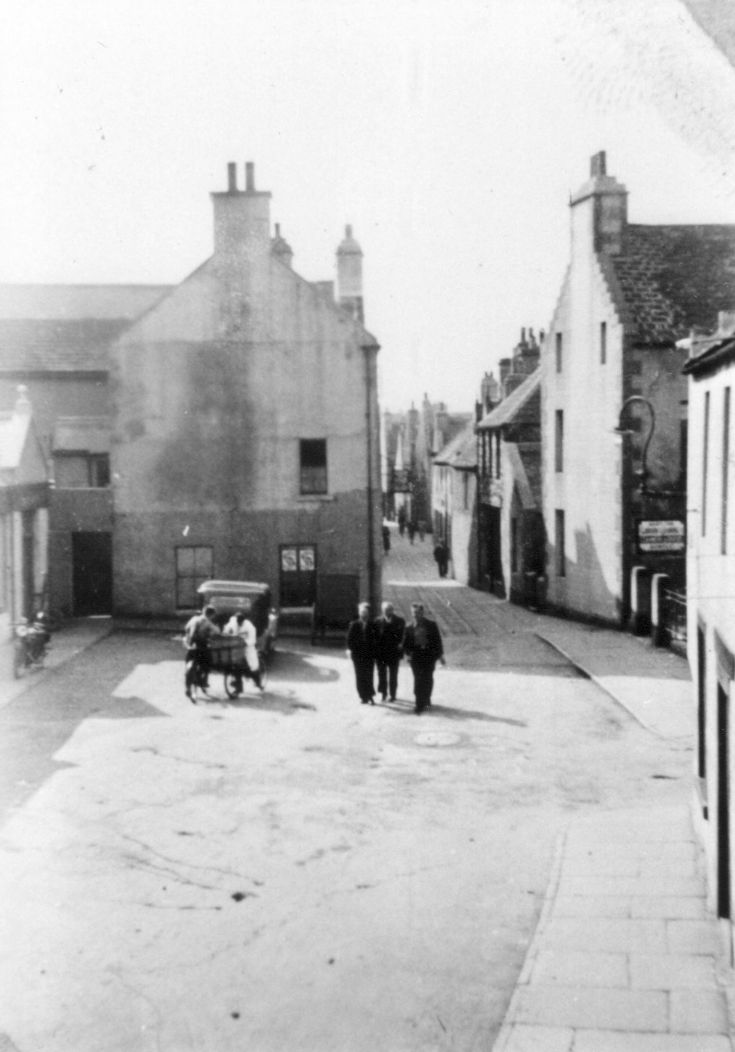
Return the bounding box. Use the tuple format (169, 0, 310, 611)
(185, 580, 278, 701)
(196, 579, 278, 654)
(207, 636, 268, 698)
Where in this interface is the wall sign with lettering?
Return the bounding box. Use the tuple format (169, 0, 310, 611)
(637, 519, 685, 553)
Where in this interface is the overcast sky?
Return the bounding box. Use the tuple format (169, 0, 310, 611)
(1, 0, 734, 411)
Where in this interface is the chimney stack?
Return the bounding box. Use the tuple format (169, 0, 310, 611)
(570, 150, 628, 256)
(336, 224, 364, 323)
(211, 161, 272, 259)
(210, 161, 272, 332)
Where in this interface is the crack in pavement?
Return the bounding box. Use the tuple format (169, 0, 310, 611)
(117, 832, 262, 885)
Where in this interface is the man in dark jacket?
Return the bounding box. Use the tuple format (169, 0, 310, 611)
(346, 602, 378, 704)
(433, 540, 449, 577)
(373, 601, 405, 702)
(183, 604, 221, 701)
(402, 602, 446, 713)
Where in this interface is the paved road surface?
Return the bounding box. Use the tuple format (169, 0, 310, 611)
(0, 533, 693, 1052)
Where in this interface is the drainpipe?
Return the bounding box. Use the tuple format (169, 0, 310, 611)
(362, 342, 380, 611)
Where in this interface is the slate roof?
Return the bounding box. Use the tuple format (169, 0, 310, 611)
(0, 318, 130, 372)
(610, 225, 735, 345)
(0, 284, 171, 373)
(683, 335, 735, 377)
(0, 284, 170, 320)
(477, 369, 540, 430)
(433, 420, 476, 469)
(53, 416, 110, 453)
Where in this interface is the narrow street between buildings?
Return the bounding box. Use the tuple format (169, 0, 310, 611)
(0, 527, 726, 1052)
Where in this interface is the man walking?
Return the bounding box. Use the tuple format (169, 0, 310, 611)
(433, 539, 449, 577)
(346, 601, 377, 705)
(183, 604, 221, 701)
(373, 601, 405, 702)
(402, 602, 446, 713)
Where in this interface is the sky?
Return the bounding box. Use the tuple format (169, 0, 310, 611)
(1, 0, 734, 412)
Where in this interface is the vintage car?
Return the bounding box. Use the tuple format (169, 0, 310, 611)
(195, 579, 278, 655)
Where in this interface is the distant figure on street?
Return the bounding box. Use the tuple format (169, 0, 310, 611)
(408, 520, 417, 544)
(346, 601, 378, 704)
(402, 602, 445, 713)
(433, 540, 449, 577)
(397, 507, 406, 537)
(418, 519, 426, 542)
(373, 601, 406, 702)
(183, 604, 221, 701)
(224, 610, 262, 691)
(382, 523, 391, 553)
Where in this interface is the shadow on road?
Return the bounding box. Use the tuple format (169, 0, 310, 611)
(376, 698, 527, 726)
(427, 704, 527, 726)
(196, 690, 317, 716)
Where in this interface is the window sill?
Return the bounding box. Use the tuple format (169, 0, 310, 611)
(297, 494, 335, 503)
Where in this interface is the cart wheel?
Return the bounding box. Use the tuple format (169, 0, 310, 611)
(225, 674, 241, 699)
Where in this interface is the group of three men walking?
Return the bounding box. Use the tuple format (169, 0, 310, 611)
(346, 600, 445, 714)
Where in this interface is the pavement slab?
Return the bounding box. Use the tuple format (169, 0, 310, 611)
(492, 808, 734, 1050)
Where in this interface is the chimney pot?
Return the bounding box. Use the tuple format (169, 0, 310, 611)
(590, 151, 607, 177)
(346, 224, 352, 238)
(245, 162, 255, 192)
(227, 162, 237, 192)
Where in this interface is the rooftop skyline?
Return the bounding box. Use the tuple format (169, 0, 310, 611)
(1, 0, 734, 412)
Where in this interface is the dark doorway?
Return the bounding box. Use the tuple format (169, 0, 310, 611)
(22, 511, 35, 617)
(72, 532, 113, 616)
(717, 682, 731, 919)
(487, 506, 504, 597)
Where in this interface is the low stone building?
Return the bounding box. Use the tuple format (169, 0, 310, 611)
(0, 283, 169, 617)
(476, 369, 542, 602)
(431, 420, 478, 585)
(474, 328, 543, 599)
(110, 163, 382, 619)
